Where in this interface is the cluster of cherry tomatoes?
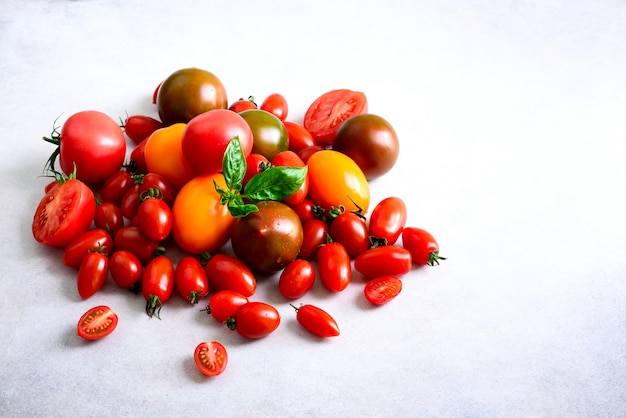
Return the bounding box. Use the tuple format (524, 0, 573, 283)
(33, 67, 445, 377)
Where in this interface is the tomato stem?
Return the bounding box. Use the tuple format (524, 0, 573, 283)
(187, 290, 205, 305)
(145, 295, 163, 319)
(427, 250, 447, 266)
(224, 316, 237, 331)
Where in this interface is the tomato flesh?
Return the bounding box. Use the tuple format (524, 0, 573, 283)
(194, 341, 228, 377)
(77, 305, 118, 341)
(364, 276, 403, 305)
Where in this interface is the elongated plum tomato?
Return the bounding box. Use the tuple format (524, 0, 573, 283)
(77, 305, 118, 341)
(144, 123, 196, 189)
(174, 256, 209, 304)
(171, 173, 235, 254)
(401, 227, 446, 266)
(63, 229, 114, 269)
(204, 290, 249, 322)
(226, 302, 281, 339)
(292, 304, 340, 337)
(306, 150, 370, 214)
(32, 179, 96, 248)
(157, 67, 228, 125)
(182, 109, 254, 174)
(355, 246, 412, 278)
(368, 196, 407, 245)
(194, 341, 228, 377)
(204, 254, 256, 297)
(279, 259, 316, 299)
(123, 115, 163, 144)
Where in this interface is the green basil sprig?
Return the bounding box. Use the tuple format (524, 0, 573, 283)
(214, 137, 307, 217)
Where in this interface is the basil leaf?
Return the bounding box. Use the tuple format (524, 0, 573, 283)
(228, 199, 259, 217)
(222, 136, 246, 193)
(243, 166, 307, 202)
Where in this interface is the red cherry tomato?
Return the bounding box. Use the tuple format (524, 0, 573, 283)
(77, 305, 118, 341)
(32, 178, 96, 248)
(63, 229, 114, 269)
(77, 250, 109, 299)
(204, 253, 256, 297)
(120, 185, 140, 220)
(100, 170, 134, 206)
(114, 226, 164, 265)
(226, 302, 280, 339)
(124, 114, 163, 144)
(303, 89, 368, 145)
(317, 242, 351, 292)
(329, 212, 369, 257)
(194, 341, 228, 377)
(401, 227, 446, 266)
(368, 197, 407, 245)
(109, 250, 142, 292)
(129, 138, 148, 174)
(289, 198, 315, 223)
(271, 150, 308, 205)
(93, 202, 124, 237)
(174, 256, 209, 304)
(229, 96, 257, 113)
(203, 290, 249, 322)
(355, 246, 412, 278)
(260, 93, 288, 121)
(297, 145, 324, 164)
(142, 255, 175, 318)
(364, 276, 402, 305)
(136, 172, 177, 206)
(291, 304, 340, 337)
(243, 153, 269, 187)
(137, 197, 173, 242)
(299, 219, 329, 260)
(283, 121, 316, 153)
(279, 259, 316, 299)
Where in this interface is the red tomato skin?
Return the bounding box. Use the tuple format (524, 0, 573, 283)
(205, 290, 249, 322)
(93, 202, 124, 237)
(136, 172, 178, 206)
(205, 254, 256, 297)
(194, 341, 228, 377)
(129, 138, 148, 174)
(401, 227, 444, 266)
(109, 250, 142, 291)
(124, 115, 163, 144)
(120, 185, 140, 220)
(63, 229, 114, 269)
(243, 153, 269, 187)
(294, 304, 340, 337)
(279, 259, 316, 299)
(283, 121, 316, 153)
(100, 171, 134, 206)
(229, 98, 258, 113)
(77, 305, 118, 341)
(368, 197, 407, 245)
(271, 150, 308, 205)
(355, 246, 412, 278)
(364, 276, 403, 305)
(230, 302, 280, 339)
(297, 145, 324, 164)
(174, 256, 209, 304)
(317, 242, 351, 292)
(298, 219, 329, 260)
(329, 212, 369, 257)
(260, 93, 288, 121)
(137, 198, 173, 242)
(289, 198, 315, 223)
(32, 179, 96, 248)
(142, 255, 175, 318)
(114, 226, 162, 266)
(77, 251, 109, 299)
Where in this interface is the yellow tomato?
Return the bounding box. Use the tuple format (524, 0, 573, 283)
(306, 150, 370, 214)
(144, 123, 197, 189)
(171, 173, 235, 254)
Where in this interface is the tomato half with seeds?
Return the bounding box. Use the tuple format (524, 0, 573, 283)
(303, 89, 368, 145)
(226, 302, 281, 339)
(317, 242, 351, 292)
(204, 290, 249, 322)
(364, 276, 402, 305)
(194, 341, 228, 377)
(32, 178, 96, 248)
(77, 305, 118, 341)
(368, 196, 407, 245)
(355, 246, 412, 278)
(401, 227, 446, 266)
(291, 304, 340, 337)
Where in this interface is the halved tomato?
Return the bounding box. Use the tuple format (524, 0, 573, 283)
(364, 276, 403, 305)
(194, 341, 228, 377)
(303, 89, 367, 145)
(77, 305, 118, 341)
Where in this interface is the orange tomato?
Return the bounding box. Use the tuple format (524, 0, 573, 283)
(306, 150, 370, 214)
(144, 123, 197, 189)
(171, 173, 235, 254)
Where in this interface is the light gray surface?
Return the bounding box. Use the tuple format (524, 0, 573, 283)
(1, 1, 625, 416)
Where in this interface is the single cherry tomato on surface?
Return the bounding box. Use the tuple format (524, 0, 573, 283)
(242, 153, 269, 187)
(123, 114, 163, 144)
(203, 290, 249, 322)
(298, 219, 329, 260)
(226, 302, 281, 339)
(364, 276, 403, 306)
(303, 89, 368, 145)
(137, 196, 173, 242)
(32, 178, 96, 248)
(100, 170, 134, 206)
(355, 246, 412, 278)
(114, 226, 164, 265)
(109, 250, 142, 292)
(329, 211, 369, 257)
(135, 172, 178, 206)
(291, 304, 340, 337)
(174, 256, 209, 304)
(271, 150, 308, 205)
(63, 229, 114, 269)
(194, 341, 228, 377)
(77, 305, 118, 341)
(260, 93, 288, 121)
(368, 197, 407, 245)
(279, 259, 316, 299)
(77, 249, 109, 299)
(142, 255, 175, 318)
(401, 227, 446, 266)
(144, 123, 196, 189)
(317, 242, 351, 292)
(229, 96, 258, 113)
(283, 121, 316, 153)
(93, 202, 124, 237)
(204, 253, 256, 297)
(129, 137, 148, 174)
(289, 198, 315, 223)
(239, 109, 289, 161)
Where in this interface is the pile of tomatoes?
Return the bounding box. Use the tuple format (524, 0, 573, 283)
(32, 67, 445, 377)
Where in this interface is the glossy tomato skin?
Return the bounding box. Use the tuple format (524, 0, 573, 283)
(174, 256, 209, 304)
(171, 173, 235, 254)
(317, 242, 351, 292)
(303, 89, 368, 145)
(271, 150, 308, 205)
(142, 255, 175, 318)
(114, 226, 163, 265)
(298, 219, 329, 260)
(230, 201, 303, 273)
(297, 145, 324, 164)
(136, 172, 178, 206)
(157, 68, 228, 125)
(77, 305, 118, 341)
(77, 251, 109, 299)
(289, 198, 315, 223)
(129, 138, 148, 174)
(182, 109, 254, 174)
(63, 229, 114, 269)
(109, 250, 142, 291)
(293, 304, 340, 337)
(124, 115, 163, 144)
(260, 93, 288, 121)
(329, 212, 369, 257)
(368, 197, 407, 245)
(333, 114, 399, 180)
(204, 254, 256, 297)
(194, 341, 228, 377)
(205, 290, 249, 322)
(283, 121, 316, 153)
(279, 260, 316, 299)
(100, 170, 134, 206)
(364, 276, 402, 305)
(239, 109, 289, 160)
(229, 97, 257, 113)
(137, 198, 173, 242)
(227, 302, 280, 339)
(144, 123, 196, 189)
(242, 153, 269, 187)
(120, 185, 140, 220)
(32, 179, 96, 248)
(57, 110, 126, 184)
(401, 227, 445, 266)
(93, 202, 124, 238)
(307, 150, 370, 214)
(355, 246, 412, 278)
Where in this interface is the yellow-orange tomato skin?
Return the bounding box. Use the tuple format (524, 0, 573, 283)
(171, 173, 235, 254)
(144, 123, 197, 189)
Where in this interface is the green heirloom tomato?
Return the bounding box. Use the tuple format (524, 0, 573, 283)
(239, 109, 288, 161)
